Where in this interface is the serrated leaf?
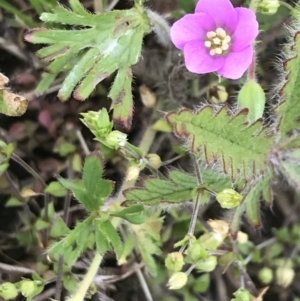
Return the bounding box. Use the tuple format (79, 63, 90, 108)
(94, 220, 111, 255)
(124, 168, 230, 205)
(167, 106, 274, 181)
(138, 242, 157, 276)
(25, 4, 151, 128)
(96, 220, 123, 259)
(50, 217, 70, 238)
(244, 170, 273, 226)
(82, 151, 104, 194)
(279, 149, 300, 191)
(48, 216, 93, 265)
(110, 205, 146, 224)
(229, 204, 244, 238)
(45, 181, 67, 197)
(58, 177, 96, 211)
(274, 31, 300, 145)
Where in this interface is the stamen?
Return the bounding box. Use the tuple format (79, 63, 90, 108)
(216, 28, 226, 38)
(215, 47, 222, 55)
(207, 31, 216, 39)
(224, 35, 231, 43)
(221, 44, 229, 51)
(210, 49, 216, 56)
(213, 38, 221, 45)
(204, 41, 212, 48)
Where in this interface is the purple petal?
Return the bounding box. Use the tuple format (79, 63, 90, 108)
(231, 8, 259, 51)
(183, 40, 225, 74)
(195, 0, 237, 33)
(170, 13, 216, 50)
(217, 46, 253, 79)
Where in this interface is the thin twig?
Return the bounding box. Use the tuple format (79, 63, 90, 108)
(0, 262, 34, 274)
(76, 129, 90, 156)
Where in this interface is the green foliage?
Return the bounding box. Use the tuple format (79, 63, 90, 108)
(275, 31, 300, 147)
(44, 181, 67, 197)
(58, 151, 114, 211)
(166, 106, 274, 181)
(25, 0, 151, 128)
(0, 140, 14, 176)
(125, 168, 231, 205)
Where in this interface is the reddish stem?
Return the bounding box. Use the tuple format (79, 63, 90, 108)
(247, 52, 256, 81)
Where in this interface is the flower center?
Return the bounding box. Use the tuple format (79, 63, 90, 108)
(204, 28, 231, 56)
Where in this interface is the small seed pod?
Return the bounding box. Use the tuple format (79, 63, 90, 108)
(167, 272, 188, 290)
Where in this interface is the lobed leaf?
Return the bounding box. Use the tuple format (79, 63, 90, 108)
(274, 31, 300, 146)
(25, 1, 151, 128)
(124, 168, 231, 205)
(166, 106, 275, 181)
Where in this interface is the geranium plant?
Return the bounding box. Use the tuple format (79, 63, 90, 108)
(0, 0, 300, 300)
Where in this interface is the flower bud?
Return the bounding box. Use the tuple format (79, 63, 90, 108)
(275, 264, 295, 288)
(186, 241, 208, 262)
(199, 231, 224, 250)
(145, 153, 162, 169)
(258, 267, 273, 284)
(216, 189, 243, 209)
(167, 272, 188, 290)
(258, 0, 280, 15)
(125, 165, 140, 181)
(231, 288, 252, 301)
(196, 255, 217, 272)
(165, 252, 184, 272)
(20, 280, 36, 297)
(105, 130, 127, 149)
(0, 282, 18, 300)
(81, 109, 113, 138)
(237, 80, 266, 123)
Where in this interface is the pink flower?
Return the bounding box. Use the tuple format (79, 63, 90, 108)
(170, 0, 259, 79)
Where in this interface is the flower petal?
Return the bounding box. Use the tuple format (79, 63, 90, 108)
(170, 13, 216, 50)
(217, 46, 253, 79)
(195, 0, 237, 33)
(231, 8, 259, 51)
(183, 40, 225, 74)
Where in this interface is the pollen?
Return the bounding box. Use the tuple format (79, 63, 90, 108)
(204, 27, 231, 56)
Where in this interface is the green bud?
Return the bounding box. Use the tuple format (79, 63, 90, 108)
(105, 130, 127, 149)
(231, 288, 252, 301)
(186, 241, 208, 262)
(216, 189, 243, 209)
(81, 109, 113, 138)
(199, 231, 224, 250)
(196, 255, 217, 272)
(258, 0, 280, 15)
(258, 267, 273, 284)
(0, 282, 18, 300)
(145, 153, 162, 169)
(165, 252, 185, 272)
(20, 280, 35, 297)
(276, 264, 295, 288)
(237, 80, 266, 123)
(167, 272, 188, 290)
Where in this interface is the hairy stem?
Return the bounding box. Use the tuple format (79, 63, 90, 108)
(69, 252, 103, 301)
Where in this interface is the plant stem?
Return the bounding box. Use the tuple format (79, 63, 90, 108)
(187, 156, 203, 236)
(69, 252, 103, 301)
(247, 54, 256, 81)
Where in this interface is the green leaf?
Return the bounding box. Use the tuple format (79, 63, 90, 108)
(274, 31, 300, 146)
(94, 219, 111, 255)
(229, 204, 245, 238)
(138, 242, 157, 276)
(124, 168, 230, 205)
(34, 218, 50, 231)
(44, 181, 67, 197)
(110, 205, 146, 224)
(279, 149, 300, 191)
(50, 217, 70, 238)
(82, 151, 104, 194)
(244, 170, 273, 226)
(95, 219, 123, 259)
(58, 177, 95, 211)
(25, 4, 151, 128)
(48, 216, 93, 265)
(6, 197, 23, 207)
(166, 106, 274, 181)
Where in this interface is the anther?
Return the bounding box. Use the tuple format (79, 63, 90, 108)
(213, 38, 221, 45)
(207, 31, 216, 39)
(204, 41, 212, 48)
(215, 47, 222, 55)
(210, 49, 216, 56)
